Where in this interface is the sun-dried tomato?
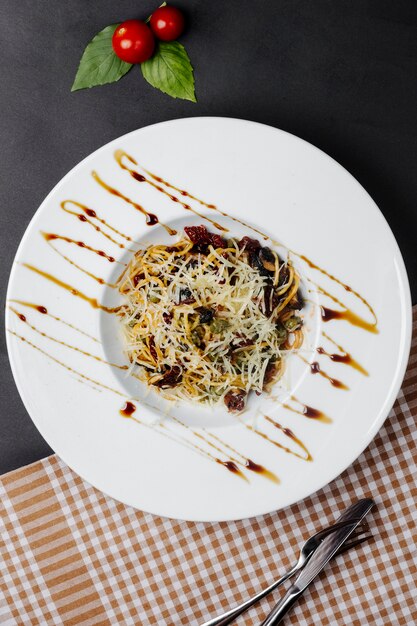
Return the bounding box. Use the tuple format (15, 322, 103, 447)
(184, 225, 226, 250)
(210, 234, 227, 248)
(153, 365, 183, 388)
(224, 389, 246, 412)
(162, 312, 172, 324)
(148, 336, 157, 361)
(238, 236, 261, 252)
(185, 225, 210, 244)
(229, 333, 253, 352)
(133, 272, 144, 287)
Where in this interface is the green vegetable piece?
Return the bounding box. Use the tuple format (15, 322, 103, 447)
(141, 41, 196, 102)
(72, 24, 133, 92)
(210, 318, 230, 334)
(149, 295, 159, 303)
(191, 325, 205, 347)
(191, 331, 201, 347)
(275, 323, 288, 343)
(284, 316, 302, 331)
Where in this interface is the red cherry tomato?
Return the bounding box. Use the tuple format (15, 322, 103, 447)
(112, 20, 155, 64)
(150, 5, 185, 42)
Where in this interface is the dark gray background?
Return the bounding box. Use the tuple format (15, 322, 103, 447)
(1, 1, 416, 473)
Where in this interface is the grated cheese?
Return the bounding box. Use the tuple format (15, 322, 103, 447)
(117, 234, 303, 410)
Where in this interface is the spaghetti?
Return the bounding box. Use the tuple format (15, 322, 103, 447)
(118, 226, 304, 412)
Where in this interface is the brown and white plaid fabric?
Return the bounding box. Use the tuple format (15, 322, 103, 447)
(1, 311, 416, 626)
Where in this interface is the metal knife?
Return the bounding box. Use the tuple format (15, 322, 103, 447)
(260, 498, 375, 626)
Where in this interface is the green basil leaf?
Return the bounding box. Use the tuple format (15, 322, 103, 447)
(71, 24, 132, 92)
(141, 41, 196, 102)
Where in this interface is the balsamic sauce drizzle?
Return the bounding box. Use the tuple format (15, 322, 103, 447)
(299, 356, 349, 390)
(120, 401, 136, 417)
(8, 330, 127, 397)
(203, 429, 279, 483)
(114, 150, 227, 233)
(245, 416, 312, 462)
(171, 416, 279, 483)
(316, 284, 378, 334)
(264, 416, 312, 461)
(318, 331, 368, 376)
(61, 200, 133, 249)
(91, 171, 177, 236)
(22, 264, 120, 313)
(10, 307, 127, 370)
(118, 401, 258, 481)
(174, 423, 249, 482)
(283, 397, 332, 424)
(115, 151, 278, 242)
(42, 233, 116, 287)
(9, 324, 258, 481)
(43, 232, 117, 263)
(157, 423, 247, 480)
(106, 399, 265, 482)
(296, 255, 377, 324)
(9, 300, 100, 343)
(75, 378, 103, 393)
(144, 167, 217, 209)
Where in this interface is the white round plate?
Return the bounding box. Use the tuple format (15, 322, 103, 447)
(6, 118, 411, 521)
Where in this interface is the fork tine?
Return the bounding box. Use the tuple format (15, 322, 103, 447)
(356, 520, 370, 533)
(312, 519, 370, 546)
(349, 525, 370, 539)
(312, 519, 360, 542)
(336, 533, 373, 556)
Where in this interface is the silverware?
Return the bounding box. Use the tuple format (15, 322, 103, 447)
(200, 508, 372, 626)
(260, 498, 375, 626)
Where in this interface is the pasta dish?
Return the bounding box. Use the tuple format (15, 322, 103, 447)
(118, 226, 304, 412)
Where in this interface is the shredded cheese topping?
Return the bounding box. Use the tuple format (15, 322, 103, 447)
(118, 231, 304, 411)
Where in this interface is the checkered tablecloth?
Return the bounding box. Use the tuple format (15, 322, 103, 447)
(1, 311, 416, 626)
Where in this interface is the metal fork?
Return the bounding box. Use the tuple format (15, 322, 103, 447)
(200, 521, 371, 626)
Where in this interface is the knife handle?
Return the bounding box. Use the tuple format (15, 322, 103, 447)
(260, 587, 300, 626)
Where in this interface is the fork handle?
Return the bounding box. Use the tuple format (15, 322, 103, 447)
(200, 567, 296, 626)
